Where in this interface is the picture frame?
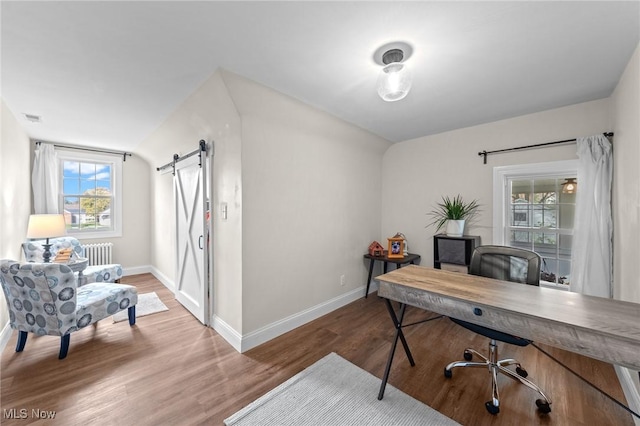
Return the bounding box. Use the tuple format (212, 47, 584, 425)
(387, 237, 404, 259)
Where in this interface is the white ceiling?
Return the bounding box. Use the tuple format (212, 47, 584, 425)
(2, 1, 639, 152)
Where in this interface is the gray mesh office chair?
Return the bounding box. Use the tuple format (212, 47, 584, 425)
(444, 245, 552, 415)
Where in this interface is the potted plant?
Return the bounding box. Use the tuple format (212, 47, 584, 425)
(427, 195, 480, 237)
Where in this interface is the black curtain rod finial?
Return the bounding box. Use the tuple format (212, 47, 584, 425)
(478, 150, 488, 164)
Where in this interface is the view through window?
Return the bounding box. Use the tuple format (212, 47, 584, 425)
(62, 160, 114, 233)
(507, 177, 575, 286)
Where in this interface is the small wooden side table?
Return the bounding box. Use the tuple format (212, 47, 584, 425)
(363, 253, 421, 298)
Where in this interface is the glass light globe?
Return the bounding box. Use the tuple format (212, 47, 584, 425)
(377, 62, 411, 102)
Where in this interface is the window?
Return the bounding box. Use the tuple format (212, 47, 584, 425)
(493, 160, 577, 289)
(58, 150, 123, 238)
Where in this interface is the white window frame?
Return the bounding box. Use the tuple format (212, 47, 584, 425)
(493, 160, 577, 290)
(57, 149, 123, 239)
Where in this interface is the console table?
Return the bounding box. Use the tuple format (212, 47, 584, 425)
(363, 253, 421, 298)
(375, 265, 640, 400)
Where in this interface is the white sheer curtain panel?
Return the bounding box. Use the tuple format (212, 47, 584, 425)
(32, 143, 60, 214)
(570, 134, 613, 298)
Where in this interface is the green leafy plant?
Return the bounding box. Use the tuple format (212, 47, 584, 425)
(427, 195, 480, 232)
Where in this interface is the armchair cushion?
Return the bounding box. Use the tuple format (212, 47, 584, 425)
(82, 265, 123, 284)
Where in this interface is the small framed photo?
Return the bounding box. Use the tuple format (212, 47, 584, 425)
(387, 237, 404, 259)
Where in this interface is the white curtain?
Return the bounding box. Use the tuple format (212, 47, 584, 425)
(570, 134, 613, 298)
(32, 143, 60, 214)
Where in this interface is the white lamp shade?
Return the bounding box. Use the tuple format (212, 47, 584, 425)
(26, 214, 66, 239)
(377, 62, 412, 102)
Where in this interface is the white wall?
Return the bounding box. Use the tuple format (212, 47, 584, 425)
(381, 98, 611, 273)
(221, 71, 391, 334)
(611, 41, 640, 420)
(136, 69, 244, 333)
(612, 42, 640, 304)
(0, 99, 32, 331)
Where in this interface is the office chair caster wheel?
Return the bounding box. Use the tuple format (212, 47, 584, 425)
(444, 368, 452, 378)
(515, 366, 528, 377)
(485, 401, 500, 415)
(463, 350, 473, 361)
(536, 399, 551, 414)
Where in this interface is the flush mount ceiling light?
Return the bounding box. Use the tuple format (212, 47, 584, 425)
(562, 178, 577, 194)
(377, 48, 412, 102)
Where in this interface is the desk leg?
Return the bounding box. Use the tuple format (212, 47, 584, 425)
(378, 299, 415, 400)
(365, 259, 375, 298)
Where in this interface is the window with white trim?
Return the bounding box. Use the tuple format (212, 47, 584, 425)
(493, 160, 577, 289)
(58, 150, 123, 238)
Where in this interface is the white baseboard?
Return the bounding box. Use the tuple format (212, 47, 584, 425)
(122, 265, 152, 277)
(237, 285, 367, 353)
(149, 266, 175, 292)
(0, 321, 12, 354)
(615, 366, 640, 424)
(211, 314, 242, 352)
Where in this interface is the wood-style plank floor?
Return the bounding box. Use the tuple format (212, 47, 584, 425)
(1, 273, 635, 425)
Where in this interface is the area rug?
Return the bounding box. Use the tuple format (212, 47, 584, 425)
(224, 352, 460, 426)
(112, 291, 168, 323)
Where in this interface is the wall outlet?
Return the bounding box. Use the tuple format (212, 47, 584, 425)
(340, 274, 346, 286)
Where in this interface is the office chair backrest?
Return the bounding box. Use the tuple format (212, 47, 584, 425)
(469, 245, 541, 286)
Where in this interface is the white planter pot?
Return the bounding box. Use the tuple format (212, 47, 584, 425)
(445, 220, 465, 237)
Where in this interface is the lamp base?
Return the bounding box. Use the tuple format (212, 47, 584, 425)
(42, 240, 53, 263)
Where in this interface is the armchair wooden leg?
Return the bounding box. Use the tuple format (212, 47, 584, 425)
(59, 334, 70, 359)
(15, 331, 28, 352)
(128, 306, 136, 326)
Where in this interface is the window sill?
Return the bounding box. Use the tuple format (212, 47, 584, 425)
(66, 230, 122, 240)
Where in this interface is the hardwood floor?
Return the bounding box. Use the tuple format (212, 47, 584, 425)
(1, 273, 635, 425)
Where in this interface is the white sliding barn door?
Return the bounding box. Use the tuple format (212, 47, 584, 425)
(174, 153, 208, 325)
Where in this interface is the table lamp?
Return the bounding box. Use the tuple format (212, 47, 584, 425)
(26, 214, 66, 263)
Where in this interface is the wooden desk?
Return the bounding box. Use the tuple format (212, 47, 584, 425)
(375, 265, 640, 399)
(363, 253, 421, 298)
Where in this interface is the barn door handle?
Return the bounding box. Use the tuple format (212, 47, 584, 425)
(198, 235, 204, 249)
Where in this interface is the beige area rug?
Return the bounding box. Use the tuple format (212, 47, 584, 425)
(112, 291, 168, 323)
(224, 352, 460, 426)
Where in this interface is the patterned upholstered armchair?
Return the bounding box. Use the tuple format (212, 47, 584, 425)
(0, 260, 137, 359)
(22, 237, 123, 285)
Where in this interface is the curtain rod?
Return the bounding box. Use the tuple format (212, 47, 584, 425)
(36, 141, 132, 162)
(478, 132, 614, 164)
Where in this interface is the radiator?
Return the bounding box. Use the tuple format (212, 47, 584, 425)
(83, 243, 113, 265)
